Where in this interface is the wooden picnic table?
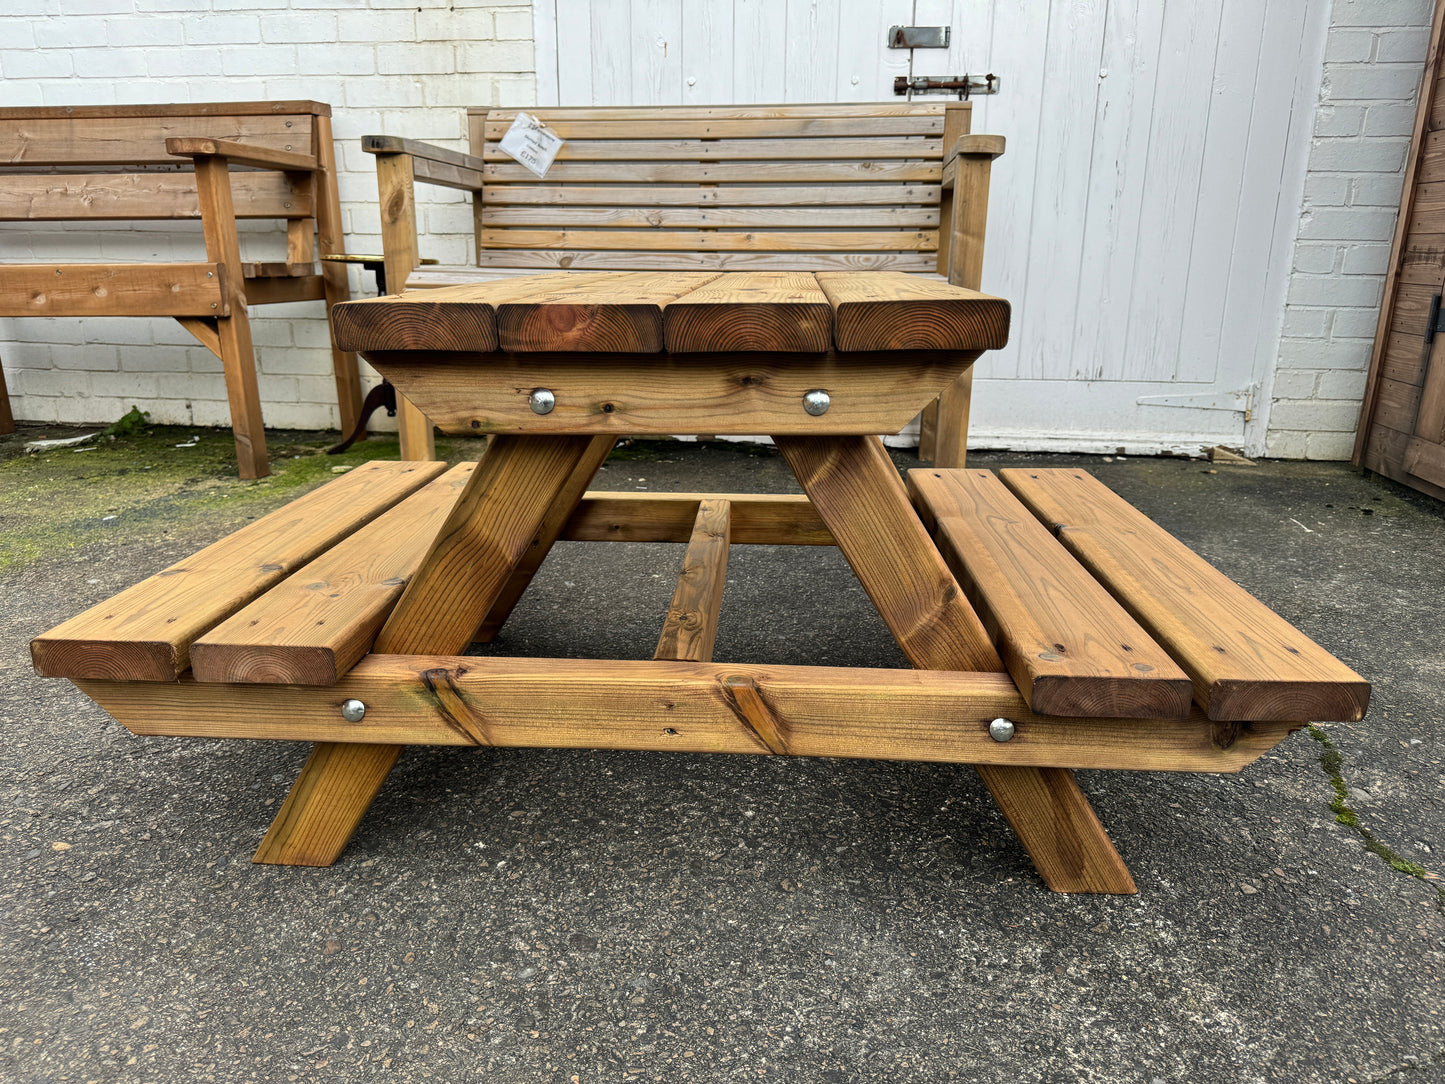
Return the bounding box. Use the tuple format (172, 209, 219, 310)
(30, 270, 1369, 893)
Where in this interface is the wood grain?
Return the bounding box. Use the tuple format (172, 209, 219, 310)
(561, 492, 833, 546)
(251, 742, 402, 866)
(165, 136, 318, 172)
(0, 171, 313, 222)
(364, 349, 980, 437)
(330, 278, 563, 353)
(654, 499, 731, 663)
(814, 272, 1010, 351)
(495, 272, 721, 352)
(189, 463, 476, 685)
(1000, 468, 1371, 722)
(0, 112, 308, 166)
(662, 272, 832, 353)
(80, 655, 1299, 774)
(908, 468, 1192, 718)
(481, 184, 941, 207)
(30, 461, 447, 681)
(774, 435, 1003, 674)
(477, 230, 938, 253)
(0, 263, 226, 318)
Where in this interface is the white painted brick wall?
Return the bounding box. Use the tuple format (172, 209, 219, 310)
(0, 0, 535, 433)
(1266, 0, 1433, 460)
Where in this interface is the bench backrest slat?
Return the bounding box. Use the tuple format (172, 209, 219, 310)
(467, 102, 963, 273)
(0, 114, 314, 168)
(0, 171, 314, 221)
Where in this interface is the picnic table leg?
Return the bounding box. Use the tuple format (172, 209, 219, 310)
(774, 433, 1136, 894)
(252, 434, 608, 866)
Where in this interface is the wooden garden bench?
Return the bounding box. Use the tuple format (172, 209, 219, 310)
(0, 101, 362, 477)
(29, 271, 1369, 894)
(361, 102, 1001, 467)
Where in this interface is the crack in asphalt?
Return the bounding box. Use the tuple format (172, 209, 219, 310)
(1307, 725, 1444, 912)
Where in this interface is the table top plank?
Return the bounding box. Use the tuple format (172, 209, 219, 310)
(331, 270, 1011, 358)
(496, 271, 722, 352)
(815, 271, 1010, 352)
(662, 271, 832, 352)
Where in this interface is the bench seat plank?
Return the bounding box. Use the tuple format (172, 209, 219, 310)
(815, 272, 1010, 352)
(909, 469, 1193, 718)
(999, 468, 1371, 722)
(30, 461, 448, 682)
(662, 271, 832, 353)
(190, 463, 476, 685)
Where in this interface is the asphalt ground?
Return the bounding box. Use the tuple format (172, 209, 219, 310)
(0, 425, 1441, 1084)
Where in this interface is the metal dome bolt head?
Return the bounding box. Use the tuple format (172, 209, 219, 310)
(341, 699, 367, 723)
(802, 389, 831, 416)
(988, 718, 1016, 742)
(528, 388, 556, 415)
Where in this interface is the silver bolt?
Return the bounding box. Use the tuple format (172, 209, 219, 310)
(802, 389, 831, 416)
(528, 388, 556, 415)
(988, 718, 1016, 743)
(341, 699, 366, 723)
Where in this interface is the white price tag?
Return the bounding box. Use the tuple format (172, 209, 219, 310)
(498, 112, 564, 179)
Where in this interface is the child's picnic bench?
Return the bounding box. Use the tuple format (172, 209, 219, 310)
(361, 101, 1001, 467)
(0, 101, 362, 477)
(29, 270, 1369, 894)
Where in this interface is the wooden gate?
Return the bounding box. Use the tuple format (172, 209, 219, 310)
(1356, 0, 1445, 500)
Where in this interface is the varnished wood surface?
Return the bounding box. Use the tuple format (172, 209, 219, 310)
(654, 499, 731, 663)
(909, 469, 1192, 719)
(81, 656, 1299, 773)
(0, 263, 226, 318)
(332, 271, 1011, 357)
(251, 742, 401, 866)
(1000, 468, 1371, 722)
(30, 461, 447, 681)
(190, 464, 476, 685)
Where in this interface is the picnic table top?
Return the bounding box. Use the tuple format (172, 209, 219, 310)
(330, 270, 1011, 356)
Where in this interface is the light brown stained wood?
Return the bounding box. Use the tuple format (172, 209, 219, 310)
(176, 317, 222, 358)
(0, 172, 314, 222)
(193, 155, 269, 480)
(478, 230, 938, 253)
(0, 263, 226, 318)
(496, 272, 723, 352)
(467, 251, 939, 273)
(473, 435, 617, 643)
(189, 463, 477, 685)
(482, 162, 942, 184)
(0, 113, 308, 166)
(662, 272, 832, 352)
(814, 272, 1010, 352)
(773, 435, 1003, 674)
(374, 149, 436, 461)
(481, 116, 946, 139)
(480, 206, 941, 229)
(1374, 377, 1425, 433)
(362, 349, 979, 436)
(481, 184, 941, 207)
(251, 742, 402, 866)
(999, 468, 1371, 722)
(481, 137, 944, 162)
(311, 111, 363, 442)
(29, 461, 447, 681)
(561, 492, 833, 546)
(330, 278, 551, 353)
(480, 103, 951, 121)
(972, 764, 1137, 894)
(165, 136, 318, 172)
(1416, 328, 1445, 443)
(242, 276, 326, 306)
(81, 656, 1299, 774)
(654, 499, 732, 663)
(374, 435, 608, 656)
(908, 469, 1193, 718)
(3, 101, 329, 120)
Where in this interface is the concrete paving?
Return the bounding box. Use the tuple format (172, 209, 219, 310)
(0, 427, 1441, 1083)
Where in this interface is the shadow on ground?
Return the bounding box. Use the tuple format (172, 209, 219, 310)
(1, 423, 1441, 1083)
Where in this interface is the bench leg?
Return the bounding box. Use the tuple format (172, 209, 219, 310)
(776, 433, 1134, 892)
(254, 742, 402, 866)
(974, 765, 1137, 894)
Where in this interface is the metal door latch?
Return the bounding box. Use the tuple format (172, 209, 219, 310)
(1426, 293, 1445, 344)
(894, 74, 1001, 99)
(887, 26, 950, 49)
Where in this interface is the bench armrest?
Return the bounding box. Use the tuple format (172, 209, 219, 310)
(165, 137, 318, 172)
(362, 135, 486, 192)
(941, 134, 1006, 191)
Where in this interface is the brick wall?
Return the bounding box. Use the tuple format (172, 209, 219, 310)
(0, 0, 534, 431)
(1266, 0, 1434, 459)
